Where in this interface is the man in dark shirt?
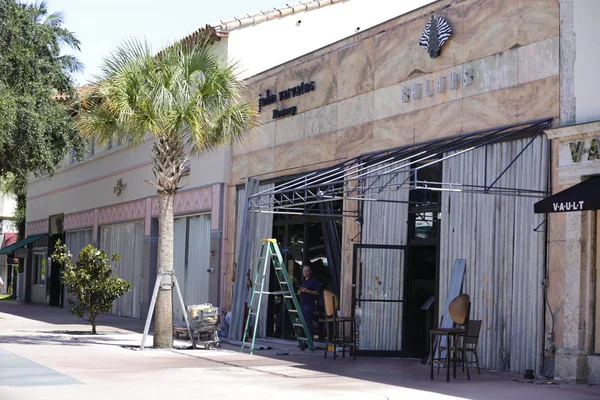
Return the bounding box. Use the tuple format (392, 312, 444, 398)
(297, 265, 320, 341)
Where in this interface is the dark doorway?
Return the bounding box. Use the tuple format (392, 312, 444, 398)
(266, 200, 342, 341)
(47, 214, 64, 307)
(405, 246, 437, 358)
(404, 158, 441, 358)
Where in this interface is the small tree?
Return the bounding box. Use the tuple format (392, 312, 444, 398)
(53, 241, 131, 334)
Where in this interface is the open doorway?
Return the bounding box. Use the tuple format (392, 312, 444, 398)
(405, 246, 437, 358)
(404, 158, 441, 358)
(266, 207, 342, 341)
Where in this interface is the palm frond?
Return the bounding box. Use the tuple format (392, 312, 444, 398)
(80, 36, 259, 190)
(44, 11, 64, 27)
(57, 54, 83, 73)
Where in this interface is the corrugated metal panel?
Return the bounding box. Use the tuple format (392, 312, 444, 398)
(172, 214, 212, 323)
(100, 222, 144, 319)
(65, 230, 93, 258)
(359, 165, 409, 351)
(173, 217, 187, 322)
(439, 136, 547, 373)
(233, 183, 274, 338)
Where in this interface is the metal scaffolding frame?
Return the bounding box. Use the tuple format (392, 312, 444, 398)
(247, 118, 552, 217)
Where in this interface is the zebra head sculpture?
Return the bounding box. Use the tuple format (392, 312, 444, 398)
(419, 15, 452, 59)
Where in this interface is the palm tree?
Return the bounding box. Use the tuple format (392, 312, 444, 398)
(78, 38, 258, 348)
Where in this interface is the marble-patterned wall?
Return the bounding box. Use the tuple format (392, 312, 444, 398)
(232, 0, 559, 184)
(223, 0, 560, 312)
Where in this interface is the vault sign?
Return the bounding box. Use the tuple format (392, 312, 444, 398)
(562, 138, 600, 164)
(552, 201, 585, 212)
(258, 81, 316, 120)
(534, 178, 600, 214)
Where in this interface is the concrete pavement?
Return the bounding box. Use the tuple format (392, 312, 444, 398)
(1, 300, 599, 400)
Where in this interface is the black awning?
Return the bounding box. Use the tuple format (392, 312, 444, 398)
(534, 178, 600, 213)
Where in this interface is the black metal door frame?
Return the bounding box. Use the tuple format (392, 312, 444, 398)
(352, 243, 409, 357)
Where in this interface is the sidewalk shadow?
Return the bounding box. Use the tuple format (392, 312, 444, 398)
(174, 342, 600, 400)
(0, 300, 146, 333)
(0, 333, 131, 347)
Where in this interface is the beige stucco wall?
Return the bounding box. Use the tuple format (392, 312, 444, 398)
(224, 0, 560, 312)
(574, 0, 600, 124)
(544, 122, 600, 382)
(546, 0, 600, 381)
(26, 140, 229, 224)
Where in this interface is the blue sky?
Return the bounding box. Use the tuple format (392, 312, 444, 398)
(43, 0, 292, 85)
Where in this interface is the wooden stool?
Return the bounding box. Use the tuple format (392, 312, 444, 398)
(429, 328, 469, 381)
(428, 294, 471, 382)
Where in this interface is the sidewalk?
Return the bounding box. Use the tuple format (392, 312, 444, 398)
(1, 300, 599, 400)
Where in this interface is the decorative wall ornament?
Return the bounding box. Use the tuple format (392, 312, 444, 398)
(419, 15, 452, 59)
(113, 178, 127, 196)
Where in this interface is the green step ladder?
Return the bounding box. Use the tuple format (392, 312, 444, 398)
(241, 239, 315, 354)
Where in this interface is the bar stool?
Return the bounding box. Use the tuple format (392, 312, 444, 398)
(321, 290, 356, 359)
(429, 294, 471, 382)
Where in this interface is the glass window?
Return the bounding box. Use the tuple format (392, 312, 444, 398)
(33, 254, 46, 285)
(409, 159, 442, 209)
(409, 211, 440, 240)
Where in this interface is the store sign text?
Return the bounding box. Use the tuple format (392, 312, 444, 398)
(401, 68, 474, 103)
(553, 201, 585, 212)
(568, 138, 600, 163)
(258, 81, 316, 120)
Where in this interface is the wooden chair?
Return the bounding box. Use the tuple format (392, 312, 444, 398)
(429, 294, 471, 381)
(460, 319, 482, 374)
(321, 290, 356, 360)
(437, 319, 482, 375)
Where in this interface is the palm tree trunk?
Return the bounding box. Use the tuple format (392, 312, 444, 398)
(154, 192, 174, 348)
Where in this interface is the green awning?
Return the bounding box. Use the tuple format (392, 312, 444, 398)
(0, 234, 46, 255)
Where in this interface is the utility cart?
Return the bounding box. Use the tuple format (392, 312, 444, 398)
(185, 303, 221, 350)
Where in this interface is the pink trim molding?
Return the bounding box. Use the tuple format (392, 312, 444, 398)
(151, 187, 212, 216)
(27, 219, 49, 236)
(98, 199, 146, 225)
(64, 210, 95, 231)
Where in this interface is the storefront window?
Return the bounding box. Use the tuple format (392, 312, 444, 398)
(33, 254, 46, 285)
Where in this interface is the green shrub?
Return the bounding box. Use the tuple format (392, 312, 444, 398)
(53, 241, 131, 334)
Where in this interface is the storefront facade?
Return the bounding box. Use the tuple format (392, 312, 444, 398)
(226, 0, 559, 375)
(22, 0, 417, 321)
(535, 0, 600, 384)
(25, 138, 223, 321)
